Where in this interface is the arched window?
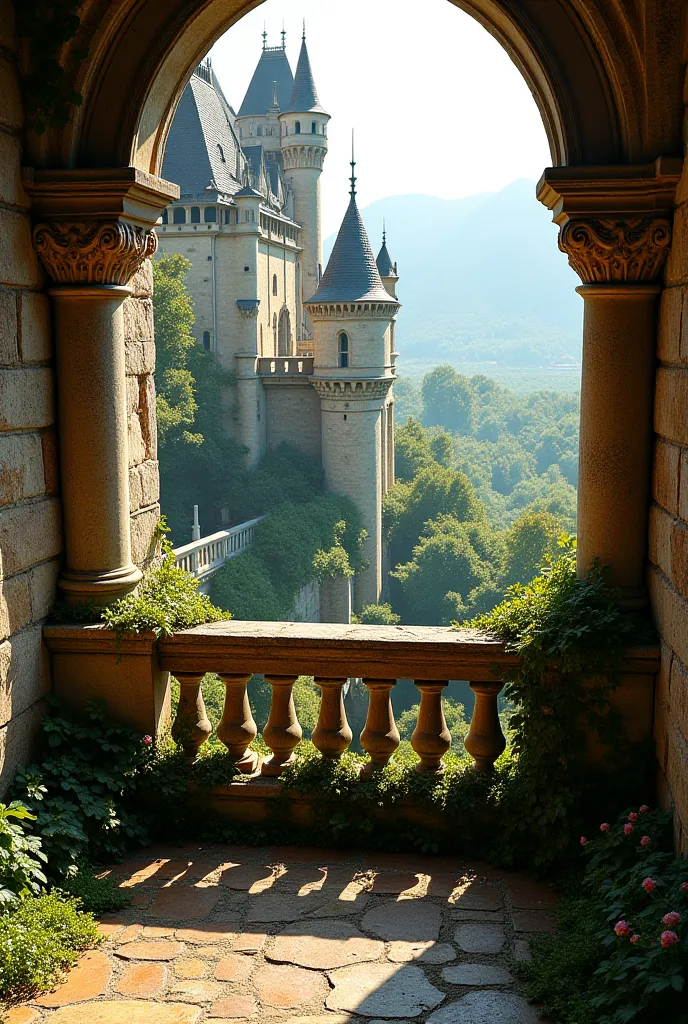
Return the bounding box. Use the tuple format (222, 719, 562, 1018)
(278, 307, 292, 356)
(161, 209, 168, 224)
(172, 207, 186, 224)
(311, 121, 317, 134)
(204, 207, 217, 222)
(257, 125, 263, 136)
(272, 274, 278, 296)
(338, 332, 349, 368)
(202, 331, 211, 351)
(217, 143, 226, 162)
(294, 120, 301, 134)
(190, 206, 200, 223)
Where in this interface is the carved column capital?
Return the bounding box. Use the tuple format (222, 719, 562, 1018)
(33, 220, 158, 286)
(557, 216, 671, 284)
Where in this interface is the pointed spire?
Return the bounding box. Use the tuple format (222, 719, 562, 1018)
(376, 224, 397, 279)
(285, 29, 325, 113)
(262, 24, 267, 50)
(237, 32, 294, 116)
(350, 131, 356, 200)
(281, 22, 287, 48)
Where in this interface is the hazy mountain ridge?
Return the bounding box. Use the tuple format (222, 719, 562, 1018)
(324, 180, 583, 367)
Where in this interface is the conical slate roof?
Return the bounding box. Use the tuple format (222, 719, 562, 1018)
(305, 197, 395, 304)
(238, 46, 293, 117)
(376, 238, 397, 278)
(286, 36, 325, 113)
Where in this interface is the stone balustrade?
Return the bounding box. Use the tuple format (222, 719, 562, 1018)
(256, 356, 315, 376)
(173, 517, 266, 581)
(160, 621, 521, 775)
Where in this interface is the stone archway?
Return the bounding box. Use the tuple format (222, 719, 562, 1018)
(277, 306, 292, 357)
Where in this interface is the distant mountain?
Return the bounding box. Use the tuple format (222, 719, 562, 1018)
(323, 180, 583, 367)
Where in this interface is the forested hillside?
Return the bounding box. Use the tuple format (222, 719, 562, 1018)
(324, 180, 583, 367)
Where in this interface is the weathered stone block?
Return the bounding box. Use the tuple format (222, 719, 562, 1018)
(0, 58, 22, 131)
(129, 461, 160, 513)
(657, 285, 684, 364)
(652, 439, 680, 515)
(0, 572, 31, 641)
(0, 131, 26, 209)
(125, 341, 156, 376)
(0, 289, 18, 365)
(649, 566, 688, 667)
(19, 292, 51, 363)
(0, 211, 39, 290)
(29, 558, 59, 623)
(0, 701, 44, 795)
(123, 297, 154, 345)
(131, 504, 161, 567)
(654, 367, 688, 446)
(665, 725, 688, 834)
(670, 655, 688, 746)
(0, 432, 46, 505)
(649, 503, 672, 578)
(0, 367, 54, 430)
(129, 259, 153, 299)
(0, 623, 50, 727)
(671, 520, 688, 597)
(680, 449, 688, 524)
(128, 411, 147, 468)
(0, 498, 61, 578)
(41, 429, 59, 494)
(666, 201, 688, 286)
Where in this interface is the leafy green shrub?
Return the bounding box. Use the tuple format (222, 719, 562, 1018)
(355, 603, 401, 625)
(0, 803, 47, 905)
(13, 700, 154, 875)
(59, 868, 131, 915)
(0, 892, 99, 1001)
(523, 805, 688, 1024)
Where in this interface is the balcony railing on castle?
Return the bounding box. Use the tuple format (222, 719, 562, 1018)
(256, 356, 314, 377)
(173, 517, 265, 582)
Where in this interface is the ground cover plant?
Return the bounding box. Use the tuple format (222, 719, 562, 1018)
(522, 805, 688, 1024)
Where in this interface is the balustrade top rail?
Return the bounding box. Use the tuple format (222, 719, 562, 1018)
(257, 357, 315, 377)
(173, 517, 266, 580)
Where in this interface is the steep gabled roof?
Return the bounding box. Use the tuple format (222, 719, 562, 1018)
(285, 36, 325, 114)
(305, 196, 393, 304)
(238, 46, 294, 117)
(162, 70, 244, 198)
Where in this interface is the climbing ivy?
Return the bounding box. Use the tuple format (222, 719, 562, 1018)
(15, 0, 85, 135)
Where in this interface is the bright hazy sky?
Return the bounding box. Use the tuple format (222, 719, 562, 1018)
(209, 0, 551, 237)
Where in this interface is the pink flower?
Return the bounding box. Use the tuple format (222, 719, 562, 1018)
(614, 920, 632, 938)
(640, 835, 651, 848)
(661, 930, 679, 949)
(628, 812, 638, 822)
(642, 877, 657, 893)
(143, 735, 153, 746)
(663, 912, 681, 927)
(680, 882, 688, 895)
(624, 823, 634, 835)
(600, 823, 610, 832)
(639, 805, 650, 813)
(630, 934, 641, 944)
(580, 836, 588, 846)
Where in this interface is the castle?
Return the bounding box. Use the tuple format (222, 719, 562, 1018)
(158, 31, 400, 612)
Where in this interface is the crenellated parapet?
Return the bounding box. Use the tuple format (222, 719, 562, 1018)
(311, 377, 394, 402)
(307, 300, 399, 320)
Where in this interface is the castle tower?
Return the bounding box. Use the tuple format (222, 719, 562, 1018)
(305, 160, 400, 612)
(376, 228, 400, 494)
(280, 27, 330, 341)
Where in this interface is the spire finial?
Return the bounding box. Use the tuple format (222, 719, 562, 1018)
(302, 18, 306, 41)
(350, 130, 356, 200)
(281, 21, 286, 48)
(382, 219, 386, 245)
(262, 24, 267, 50)
(272, 79, 279, 108)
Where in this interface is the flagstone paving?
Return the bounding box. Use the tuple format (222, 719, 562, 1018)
(5, 845, 556, 1022)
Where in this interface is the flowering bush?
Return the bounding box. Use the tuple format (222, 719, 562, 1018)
(523, 804, 688, 1024)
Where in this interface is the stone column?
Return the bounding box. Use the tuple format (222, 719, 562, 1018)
(538, 162, 680, 607)
(27, 170, 178, 603)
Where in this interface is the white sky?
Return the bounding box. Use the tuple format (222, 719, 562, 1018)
(209, 0, 552, 237)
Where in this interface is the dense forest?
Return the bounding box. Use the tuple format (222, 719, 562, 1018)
(155, 255, 579, 628)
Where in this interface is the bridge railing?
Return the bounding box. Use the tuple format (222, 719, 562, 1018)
(173, 517, 266, 581)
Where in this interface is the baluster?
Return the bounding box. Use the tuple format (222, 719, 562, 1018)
(411, 680, 451, 774)
(217, 673, 260, 773)
(360, 679, 399, 778)
(171, 672, 212, 758)
(312, 678, 353, 759)
(465, 682, 506, 772)
(262, 675, 302, 776)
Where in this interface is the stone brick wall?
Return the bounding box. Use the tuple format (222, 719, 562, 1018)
(124, 260, 160, 567)
(0, 0, 61, 788)
(651, 49, 688, 852)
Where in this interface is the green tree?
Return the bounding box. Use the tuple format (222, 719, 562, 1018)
(153, 254, 200, 446)
(421, 364, 477, 435)
(394, 417, 435, 482)
(503, 509, 566, 587)
(356, 603, 401, 625)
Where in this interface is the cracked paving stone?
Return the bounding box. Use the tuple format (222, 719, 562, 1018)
(116, 963, 167, 997)
(116, 940, 185, 960)
(387, 940, 456, 963)
(150, 885, 220, 920)
(5, 1009, 41, 1023)
(253, 963, 327, 1008)
(34, 950, 111, 1006)
(449, 884, 502, 911)
(454, 921, 505, 953)
(245, 892, 317, 923)
(442, 963, 512, 985)
(370, 872, 420, 894)
(361, 900, 442, 941)
(304, 893, 369, 917)
(326, 962, 445, 1018)
(167, 980, 227, 1002)
(214, 954, 253, 983)
(232, 930, 267, 953)
(48, 1003, 202, 1024)
(269, 919, 384, 969)
(427, 990, 542, 1023)
(219, 864, 275, 891)
(174, 957, 207, 979)
(208, 995, 257, 1018)
(175, 923, 239, 943)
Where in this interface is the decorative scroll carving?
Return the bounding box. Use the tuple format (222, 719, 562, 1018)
(33, 220, 158, 286)
(312, 377, 394, 401)
(558, 217, 671, 284)
(236, 299, 261, 318)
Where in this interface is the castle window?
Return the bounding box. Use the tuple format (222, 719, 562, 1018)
(204, 207, 217, 222)
(161, 209, 168, 224)
(202, 331, 211, 351)
(217, 143, 226, 162)
(249, 121, 254, 135)
(312, 121, 317, 134)
(172, 207, 186, 224)
(272, 274, 278, 296)
(190, 206, 200, 223)
(257, 125, 263, 137)
(338, 332, 349, 369)
(295, 120, 301, 134)
(224, 209, 231, 224)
